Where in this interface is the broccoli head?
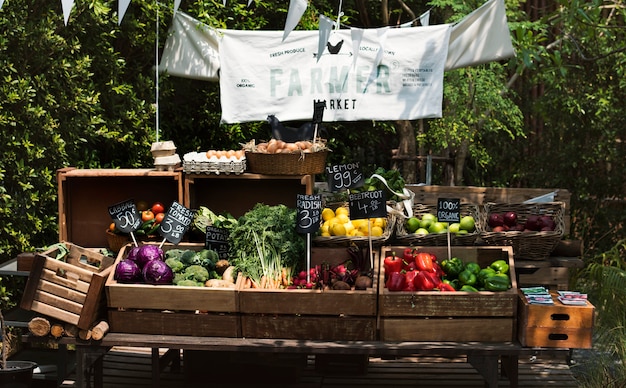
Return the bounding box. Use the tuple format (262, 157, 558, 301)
(180, 250, 197, 265)
(177, 279, 203, 287)
(165, 257, 185, 273)
(183, 265, 210, 283)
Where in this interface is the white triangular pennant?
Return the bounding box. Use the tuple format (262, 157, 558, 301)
(118, 0, 131, 25)
(350, 28, 364, 68)
(0, 0, 4, 10)
(248, 0, 253, 6)
(61, 0, 75, 25)
(420, 10, 430, 26)
(400, 21, 413, 28)
(174, 0, 182, 14)
(317, 14, 333, 63)
(283, 0, 307, 41)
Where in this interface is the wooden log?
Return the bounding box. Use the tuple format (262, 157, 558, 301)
(90, 321, 110, 341)
(28, 317, 51, 337)
(78, 328, 92, 341)
(50, 323, 65, 338)
(64, 323, 78, 338)
(551, 239, 584, 257)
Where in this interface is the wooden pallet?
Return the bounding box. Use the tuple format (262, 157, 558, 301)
(52, 348, 579, 388)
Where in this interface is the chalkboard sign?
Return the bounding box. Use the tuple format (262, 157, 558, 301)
(108, 199, 141, 233)
(326, 162, 364, 192)
(312, 101, 326, 124)
(348, 189, 387, 220)
(158, 201, 194, 244)
(437, 198, 461, 223)
(205, 226, 230, 260)
(296, 194, 322, 234)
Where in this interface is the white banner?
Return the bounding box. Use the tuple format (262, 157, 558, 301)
(219, 25, 451, 123)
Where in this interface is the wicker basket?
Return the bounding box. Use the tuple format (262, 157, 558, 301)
(479, 202, 565, 260)
(246, 150, 327, 175)
(106, 230, 131, 252)
(395, 203, 481, 246)
(313, 201, 397, 247)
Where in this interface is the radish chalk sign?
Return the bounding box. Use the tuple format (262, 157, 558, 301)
(158, 201, 194, 244)
(437, 198, 461, 224)
(349, 189, 387, 220)
(108, 199, 141, 233)
(205, 225, 230, 260)
(326, 162, 364, 192)
(296, 194, 322, 234)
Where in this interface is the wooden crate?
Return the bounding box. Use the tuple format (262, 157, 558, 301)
(20, 242, 116, 330)
(378, 246, 518, 342)
(57, 168, 183, 249)
(105, 242, 240, 337)
(239, 246, 378, 340)
(518, 292, 594, 348)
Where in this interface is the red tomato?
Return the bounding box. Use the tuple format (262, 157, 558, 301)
(151, 202, 165, 214)
(142, 210, 155, 222)
(154, 212, 165, 224)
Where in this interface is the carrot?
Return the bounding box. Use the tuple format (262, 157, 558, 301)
(260, 275, 268, 289)
(250, 278, 259, 288)
(244, 278, 252, 289)
(281, 268, 289, 287)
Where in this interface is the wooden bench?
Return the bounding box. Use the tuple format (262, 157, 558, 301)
(28, 334, 569, 388)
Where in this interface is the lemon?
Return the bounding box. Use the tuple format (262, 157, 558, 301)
(322, 208, 335, 222)
(358, 222, 370, 234)
(370, 226, 384, 237)
(335, 213, 350, 224)
(343, 221, 355, 234)
(373, 217, 386, 228)
(321, 231, 331, 237)
(335, 207, 349, 217)
(320, 223, 330, 235)
(332, 223, 347, 236)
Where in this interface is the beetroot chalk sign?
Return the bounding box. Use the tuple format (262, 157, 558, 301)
(158, 201, 194, 245)
(349, 189, 387, 220)
(108, 199, 141, 233)
(326, 162, 364, 192)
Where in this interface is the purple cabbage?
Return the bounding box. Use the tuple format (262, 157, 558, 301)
(114, 259, 141, 283)
(142, 259, 174, 285)
(135, 245, 164, 268)
(125, 246, 141, 262)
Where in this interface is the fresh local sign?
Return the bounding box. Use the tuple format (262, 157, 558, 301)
(219, 25, 451, 123)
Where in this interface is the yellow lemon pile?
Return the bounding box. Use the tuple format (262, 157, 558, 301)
(319, 207, 386, 237)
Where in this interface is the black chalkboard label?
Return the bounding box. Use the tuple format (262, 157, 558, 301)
(312, 101, 326, 124)
(158, 201, 194, 244)
(205, 226, 230, 260)
(437, 198, 461, 223)
(326, 163, 364, 192)
(296, 194, 322, 234)
(108, 199, 141, 233)
(348, 190, 387, 220)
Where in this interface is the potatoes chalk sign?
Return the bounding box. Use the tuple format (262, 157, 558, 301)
(108, 199, 141, 233)
(437, 198, 461, 223)
(296, 194, 322, 234)
(326, 162, 364, 192)
(158, 201, 194, 244)
(205, 225, 230, 260)
(349, 189, 387, 220)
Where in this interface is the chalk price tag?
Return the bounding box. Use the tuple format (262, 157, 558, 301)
(348, 190, 387, 220)
(437, 198, 461, 223)
(205, 226, 230, 260)
(296, 194, 322, 234)
(158, 201, 194, 244)
(326, 162, 364, 192)
(108, 199, 141, 233)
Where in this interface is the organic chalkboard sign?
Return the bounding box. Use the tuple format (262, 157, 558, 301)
(348, 189, 387, 220)
(437, 198, 461, 223)
(158, 201, 194, 244)
(205, 226, 230, 260)
(326, 162, 364, 192)
(296, 194, 322, 234)
(108, 199, 141, 233)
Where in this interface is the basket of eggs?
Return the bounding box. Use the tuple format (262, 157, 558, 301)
(242, 139, 329, 176)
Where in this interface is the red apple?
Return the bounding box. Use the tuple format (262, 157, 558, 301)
(503, 211, 518, 227)
(488, 213, 504, 228)
(538, 215, 556, 231)
(524, 215, 540, 231)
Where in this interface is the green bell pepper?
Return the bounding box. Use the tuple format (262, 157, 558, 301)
(443, 278, 461, 291)
(458, 269, 477, 286)
(490, 259, 510, 274)
(477, 267, 497, 287)
(460, 284, 479, 292)
(464, 262, 481, 276)
(441, 257, 464, 278)
(484, 273, 511, 292)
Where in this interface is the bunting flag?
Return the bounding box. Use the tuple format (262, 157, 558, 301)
(218, 25, 451, 123)
(445, 0, 515, 70)
(0, 0, 4, 10)
(118, 0, 131, 25)
(283, 0, 308, 41)
(174, 0, 182, 15)
(420, 10, 430, 26)
(317, 15, 333, 63)
(61, 0, 74, 25)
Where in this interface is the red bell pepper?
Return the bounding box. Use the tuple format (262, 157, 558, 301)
(402, 247, 414, 262)
(432, 260, 444, 278)
(439, 282, 456, 292)
(403, 269, 419, 291)
(386, 271, 407, 291)
(414, 252, 434, 272)
(413, 270, 436, 291)
(384, 253, 403, 275)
